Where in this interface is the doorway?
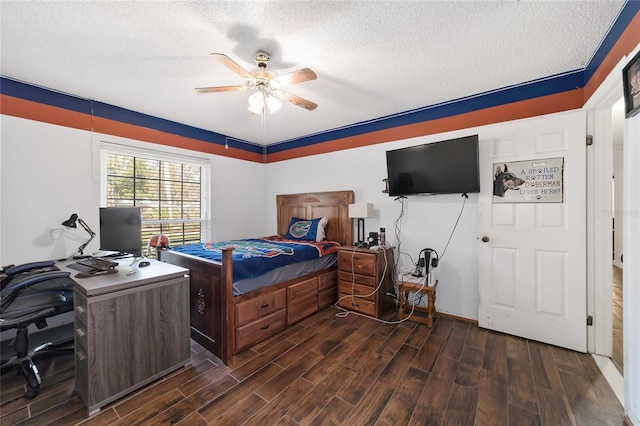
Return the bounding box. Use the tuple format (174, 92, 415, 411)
(611, 98, 625, 373)
(588, 90, 625, 404)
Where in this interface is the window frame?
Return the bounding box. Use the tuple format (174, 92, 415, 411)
(100, 142, 211, 251)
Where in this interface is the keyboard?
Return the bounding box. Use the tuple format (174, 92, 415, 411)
(76, 258, 118, 270)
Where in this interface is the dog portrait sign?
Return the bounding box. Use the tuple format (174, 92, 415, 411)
(493, 157, 564, 203)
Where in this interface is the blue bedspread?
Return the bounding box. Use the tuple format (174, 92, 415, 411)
(170, 235, 340, 282)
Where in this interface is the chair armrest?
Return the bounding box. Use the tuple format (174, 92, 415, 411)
(1, 271, 71, 311)
(3, 261, 55, 278)
(1, 261, 57, 290)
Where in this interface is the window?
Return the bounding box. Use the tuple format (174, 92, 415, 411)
(101, 144, 210, 256)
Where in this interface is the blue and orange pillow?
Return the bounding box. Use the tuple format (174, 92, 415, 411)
(285, 217, 328, 242)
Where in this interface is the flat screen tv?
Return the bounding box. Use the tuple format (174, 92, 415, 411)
(386, 135, 480, 196)
(99, 207, 142, 257)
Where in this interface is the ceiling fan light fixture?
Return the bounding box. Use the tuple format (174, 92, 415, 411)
(248, 89, 281, 115)
(248, 91, 265, 115)
(265, 95, 281, 113)
(199, 52, 317, 114)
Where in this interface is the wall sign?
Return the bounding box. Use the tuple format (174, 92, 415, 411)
(493, 157, 564, 203)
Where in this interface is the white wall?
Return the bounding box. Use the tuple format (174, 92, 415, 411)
(1, 116, 97, 264)
(624, 113, 640, 425)
(265, 130, 484, 321)
(0, 115, 266, 266)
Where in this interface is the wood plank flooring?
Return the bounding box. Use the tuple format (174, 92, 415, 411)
(612, 265, 623, 374)
(0, 307, 625, 425)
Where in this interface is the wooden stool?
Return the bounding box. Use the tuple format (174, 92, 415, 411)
(397, 280, 439, 327)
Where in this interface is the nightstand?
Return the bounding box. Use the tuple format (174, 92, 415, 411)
(337, 246, 394, 318)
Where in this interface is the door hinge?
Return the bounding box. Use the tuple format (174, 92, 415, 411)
(586, 135, 594, 146)
(587, 315, 594, 326)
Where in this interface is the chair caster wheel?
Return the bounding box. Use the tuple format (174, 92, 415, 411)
(24, 388, 40, 399)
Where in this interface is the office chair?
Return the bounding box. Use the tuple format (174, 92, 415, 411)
(1, 261, 75, 399)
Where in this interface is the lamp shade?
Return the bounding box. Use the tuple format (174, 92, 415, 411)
(348, 203, 374, 219)
(61, 213, 79, 228)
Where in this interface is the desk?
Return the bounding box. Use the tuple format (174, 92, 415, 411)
(57, 258, 190, 414)
(397, 279, 439, 327)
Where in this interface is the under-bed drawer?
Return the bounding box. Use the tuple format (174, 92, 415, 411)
(235, 288, 287, 327)
(318, 270, 338, 292)
(319, 287, 337, 309)
(287, 278, 319, 324)
(235, 309, 287, 351)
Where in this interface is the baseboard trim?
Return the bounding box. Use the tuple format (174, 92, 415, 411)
(436, 311, 478, 325)
(592, 354, 624, 407)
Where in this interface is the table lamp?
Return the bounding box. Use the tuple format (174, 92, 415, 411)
(61, 213, 95, 259)
(348, 203, 374, 246)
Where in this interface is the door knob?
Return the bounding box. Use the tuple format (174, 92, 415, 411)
(481, 236, 490, 243)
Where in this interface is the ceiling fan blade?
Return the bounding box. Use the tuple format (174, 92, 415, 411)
(195, 85, 248, 93)
(273, 89, 318, 111)
(210, 53, 253, 80)
(273, 68, 317, 86)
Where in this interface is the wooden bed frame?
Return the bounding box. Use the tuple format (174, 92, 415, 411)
(159, 190, 354, 365)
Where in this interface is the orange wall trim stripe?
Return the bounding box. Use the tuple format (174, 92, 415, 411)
(267, 89, 584, 163)
(0, 95, 264, 163)
(584, 11, 640, 102)
(91, 117, 264, 162)
(1, 94, 92, 132)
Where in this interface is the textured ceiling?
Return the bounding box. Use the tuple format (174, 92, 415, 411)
(0, 1, 625, 145)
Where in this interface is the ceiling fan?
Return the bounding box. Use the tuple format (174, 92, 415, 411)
(196, 51, 318, 114)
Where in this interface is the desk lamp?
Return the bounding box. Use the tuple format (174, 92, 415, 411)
(61, 213, 95, 259)
(348, 203, 374, 247)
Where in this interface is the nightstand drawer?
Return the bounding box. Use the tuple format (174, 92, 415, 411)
(338, 280, 376, 301)
(337, 294, 376, 317)
(339, 271, 377, 287)
(338, 250, 377, 276)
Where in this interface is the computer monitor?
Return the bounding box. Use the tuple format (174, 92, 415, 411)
(99, 207, 142, 257)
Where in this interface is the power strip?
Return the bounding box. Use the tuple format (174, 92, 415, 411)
(398, 272, 436, 286)
(398, 273, 425, 284)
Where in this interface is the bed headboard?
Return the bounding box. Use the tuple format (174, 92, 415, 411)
(277, 190, 354, 246)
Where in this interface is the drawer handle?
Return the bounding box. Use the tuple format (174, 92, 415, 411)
(259, 303, 270, 308)
(75, 306, 86, 314)
(348, 299, 361, 309)
(260, 325, 270, 330)
(76, 328, 86, 337)
(77, 350, 86, 361)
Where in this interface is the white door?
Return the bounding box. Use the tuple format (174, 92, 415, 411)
(478, 110, 587, 352)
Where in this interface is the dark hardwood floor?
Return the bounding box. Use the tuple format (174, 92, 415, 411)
(612, 265, 623, 374)
(1, 307, 625, 425)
